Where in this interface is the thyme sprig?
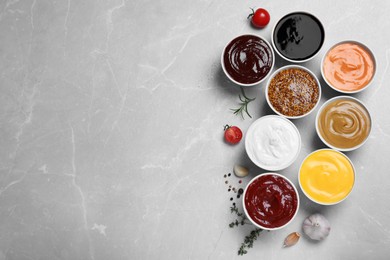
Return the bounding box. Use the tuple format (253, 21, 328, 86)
(238, 228, 263, 255)
(228, 204, 263, 255)
(230, 87, 256, 119)
(229, 204, 246, 228)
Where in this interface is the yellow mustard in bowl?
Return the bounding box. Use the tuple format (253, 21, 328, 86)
(299, 149, 355, 205)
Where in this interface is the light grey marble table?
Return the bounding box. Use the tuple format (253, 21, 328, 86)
(1, 0, 390, 259)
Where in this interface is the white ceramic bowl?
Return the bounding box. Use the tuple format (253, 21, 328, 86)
(315, 95, 372, 151)
(298, 149, 356, 206)
(321, 40, 376, 94)
(221, 34, 275, 87)
(265, 65, 322, 119)
(271, 11, 325, 63)
(243, 173, 300, 230)
(245, 115, 301, 171)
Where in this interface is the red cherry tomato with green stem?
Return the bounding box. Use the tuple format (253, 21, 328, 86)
(224, 125, 243, 144)
(248, 8, 270, 28)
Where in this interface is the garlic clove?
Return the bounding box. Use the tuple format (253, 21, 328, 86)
(302, 213, 331, 241)
(283, 232, 300, 248)
(233, 165, 249, 178)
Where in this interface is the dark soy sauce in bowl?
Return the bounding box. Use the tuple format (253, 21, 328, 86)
(273, 12, 325, 62)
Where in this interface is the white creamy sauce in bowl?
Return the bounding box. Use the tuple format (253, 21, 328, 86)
(245, 115, 301, 171)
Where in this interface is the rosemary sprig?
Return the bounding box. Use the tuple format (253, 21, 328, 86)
(230, 87, 256, 119)
(238, 228, 263, 256)
(229, 204, 246, 228)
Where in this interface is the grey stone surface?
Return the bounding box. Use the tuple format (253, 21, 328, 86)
(0, 0, 390, 259)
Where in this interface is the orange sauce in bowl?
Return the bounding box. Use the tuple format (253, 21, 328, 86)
(323, 42, 375, 92)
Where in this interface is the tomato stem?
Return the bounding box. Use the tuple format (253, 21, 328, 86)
(224, 125, 231, 131)
(247, 7, 255, 19)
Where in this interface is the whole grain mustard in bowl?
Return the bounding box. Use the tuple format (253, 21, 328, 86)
(265, 65, 321, 119)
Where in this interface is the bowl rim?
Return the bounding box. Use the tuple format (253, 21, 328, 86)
(221, 34, 275, 87)
(265, 64, 322, 119)
(245, 115, 301, 171)
(271, 11, 325, 63)
(298, 148, 356, 206)
(242, 172, 300, 231)
(320, 40, 377, 94)
(315, 95, 372, 151)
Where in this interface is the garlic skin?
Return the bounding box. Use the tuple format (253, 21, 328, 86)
(302, 213, 331, 241)
(233, 165, 249, 177)
(283, 232, 300, 248)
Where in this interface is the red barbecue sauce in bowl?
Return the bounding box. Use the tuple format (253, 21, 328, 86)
(222, 34, 274, 86)
(243, 173, 299, 230)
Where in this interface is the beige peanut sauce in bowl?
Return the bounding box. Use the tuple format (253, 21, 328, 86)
(316, 96, 371, 151)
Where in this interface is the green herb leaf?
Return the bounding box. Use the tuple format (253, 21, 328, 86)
(229, 204, 247, 228)
(230, 87, 255, 119)
(238, 228, 263, 256)
(228, 202, 263, 255)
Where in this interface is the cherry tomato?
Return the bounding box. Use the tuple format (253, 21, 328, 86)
(248, 8, 270, 28)
(224, 125, 243, 144)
